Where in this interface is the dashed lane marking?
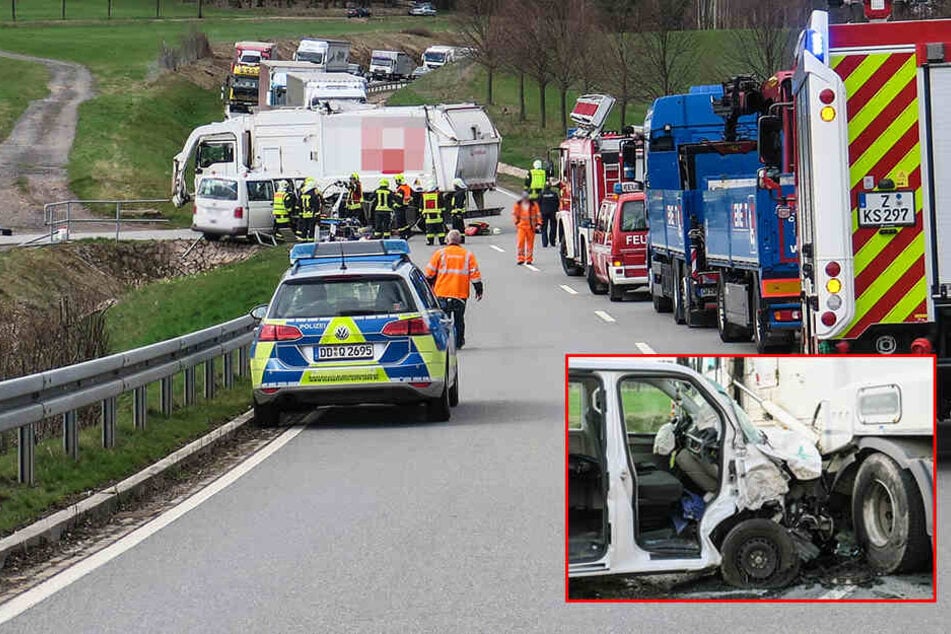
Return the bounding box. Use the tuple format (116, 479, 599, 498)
(595, 310, 616, 323)
(559, 285, 578, 295)
(525, 264, 540, 272)
(490, 245, 505, 253)
(635, 342, 656, 354)
(817, 585, 856, 600)
(0, 425, 307, 625)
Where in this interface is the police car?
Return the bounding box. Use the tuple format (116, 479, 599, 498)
(249, 240, 459, 426)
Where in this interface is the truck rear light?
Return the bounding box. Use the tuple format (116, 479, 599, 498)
(910, 337, 933, 354)
(826, 295, 843, 310)
(825, 278, 842, 294)
(834, 341, 851, 354)
(382, 317, 430, 336)
(819, 88, 835, 105)
(234, 207, 244, 218)
(825, 261, 841, 277)
(258, 324, 303, 342)
(820, 106, 836, 122)
(772, 309, 800, 322)
(821, 311, 837, 327)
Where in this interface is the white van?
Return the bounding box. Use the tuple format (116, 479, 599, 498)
(369, 50, 415, 80)
(192, 175, 277, 241)
(422, 45, 456, 69)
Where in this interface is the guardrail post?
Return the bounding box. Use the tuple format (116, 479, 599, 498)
(102, 396, 117, 449)
(63, 410, 79, 460)
(133, 386, 148, 429)
(115, 201, 121, 243)
(18, 424, 35, 486)
(160, 376, 173, 417)
(65, 202, 71, 241)
(223, 351, 234, 389)
(204, 357, 216, 399)
(238, 345, 249, 379)
(184, 366, 196, 405)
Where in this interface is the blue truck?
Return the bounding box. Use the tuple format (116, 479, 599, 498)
(644, 77, 802, 352)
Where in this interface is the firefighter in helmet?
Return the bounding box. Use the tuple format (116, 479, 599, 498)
(448, 177, 468, 243)
(371, 178, 396, 239)
(421, 179, 446, 246)
(272, 180, 291, 231)
(392, 174, 414, 239)
(526, 159, 547, 201)
(344, 172, 364, 223)
(297, 177, 321, 240)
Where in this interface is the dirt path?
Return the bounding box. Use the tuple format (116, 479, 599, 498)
(0, 50, 94, 231)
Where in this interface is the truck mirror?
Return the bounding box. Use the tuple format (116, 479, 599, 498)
(758, 115, 783, 167)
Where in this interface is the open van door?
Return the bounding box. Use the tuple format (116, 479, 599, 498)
(247, 179, 275, 235)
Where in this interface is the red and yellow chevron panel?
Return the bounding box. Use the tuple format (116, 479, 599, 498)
(830, 50, 928, 340)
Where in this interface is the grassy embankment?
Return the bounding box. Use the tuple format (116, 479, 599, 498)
(0, 244, 292, 535)
(0, 57, 49, 144)
(390, 29, 748, 172)
(0, 16, 451, 225)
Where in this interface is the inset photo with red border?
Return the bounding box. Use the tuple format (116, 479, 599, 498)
(565, 354, 937, 602)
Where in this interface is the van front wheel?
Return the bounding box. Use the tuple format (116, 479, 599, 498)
(720, 519, 800, 589)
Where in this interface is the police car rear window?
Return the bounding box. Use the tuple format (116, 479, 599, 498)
(270, 276, 416, 319)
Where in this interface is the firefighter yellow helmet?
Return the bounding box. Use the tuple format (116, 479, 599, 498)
(350, 172, 360, 181)
(379, 178, 390, 187)
(394, 173, 405, 184)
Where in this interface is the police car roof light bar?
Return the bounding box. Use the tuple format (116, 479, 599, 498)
(289, 239, 411, 267)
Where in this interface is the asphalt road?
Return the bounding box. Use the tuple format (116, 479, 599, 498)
(0, 189, 943, 633)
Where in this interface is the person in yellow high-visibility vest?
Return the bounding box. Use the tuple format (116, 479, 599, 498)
(297, 177, 320, 240)
(421, 182, 446, 246)
(344, 172, 363, 223)
(525, 159, 547, 201)
(272, 181, 290, 230)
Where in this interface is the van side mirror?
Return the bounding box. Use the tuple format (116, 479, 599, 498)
(758, 115, 783, 167)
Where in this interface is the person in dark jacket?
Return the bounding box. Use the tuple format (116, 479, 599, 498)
(538, 183, 560, 248)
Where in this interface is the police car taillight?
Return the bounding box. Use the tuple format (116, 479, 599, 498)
(258, 324, 303, 342)
(382, 317, 430, 337)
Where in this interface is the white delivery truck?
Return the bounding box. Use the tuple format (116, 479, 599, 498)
(369, 50, 415, 81)
(568, 356, 933, 588)
(293, 39, 350, 72)
(172, 104, 502, 220)
(422, 45, 456, 69)
(284, 71, 368, 109)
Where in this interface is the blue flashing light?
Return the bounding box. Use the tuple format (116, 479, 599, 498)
(805, 29, 825, 63)
(688, 85, 724, 96)
(614, 183, 623, 194)
(289, 239, 411, 265)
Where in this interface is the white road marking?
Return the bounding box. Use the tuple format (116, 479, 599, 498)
(635, 342, 656, 354)
(525, 264, 540, 272)
(817, 585, 856, 600)
(0, 425, 306, 625)
(595, 310, 616, 323)
(559, 285, 578, 295)
(496, 187, 520, 200)
(490, 245, 505, 253)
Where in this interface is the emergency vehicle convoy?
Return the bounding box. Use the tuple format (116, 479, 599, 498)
(644, 78, 802, 352)
(788, 4, 951, 426)
(554, 95, 644, 286)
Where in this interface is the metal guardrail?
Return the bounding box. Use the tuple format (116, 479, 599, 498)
(27, 199, 171, 245)
(367, 80, 410, 94)
(0, 315, 257, 485)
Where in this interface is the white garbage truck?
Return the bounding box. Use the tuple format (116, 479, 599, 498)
(172, 104, 502, 234)
(568, 356, 933, 588)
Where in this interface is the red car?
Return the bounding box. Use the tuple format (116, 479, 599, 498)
(586, 184, 649, 301)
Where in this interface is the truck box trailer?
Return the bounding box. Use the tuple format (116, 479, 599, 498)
(293, 39, 350, 72)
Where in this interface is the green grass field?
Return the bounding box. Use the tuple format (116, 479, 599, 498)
(0, 57, 49, 142)
(5, 0, 211, 21)
(392, 29, 752, 170)
(621, 384, 672, 434)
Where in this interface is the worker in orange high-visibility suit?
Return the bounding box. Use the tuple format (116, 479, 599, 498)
(512, 191, 542, 265)
(424, 230, 483, 349)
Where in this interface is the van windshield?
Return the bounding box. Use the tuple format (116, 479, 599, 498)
(297, 51, 323, 64)
(198, 178, 238, 201)
(620, 200, 647, 231)
(424, 52, 446, 64)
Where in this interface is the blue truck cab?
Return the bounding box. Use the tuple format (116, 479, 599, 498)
(645, 77, 801, 352)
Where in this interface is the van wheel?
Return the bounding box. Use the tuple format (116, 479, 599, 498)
(587, 263, 607, 295)
(608, 280, 624, 302)
(720, 519, 800, 589)
(253, 400, 280, 428)
(852, 454, 931, 574)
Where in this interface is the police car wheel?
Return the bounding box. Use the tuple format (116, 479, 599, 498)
(426, 381, 452, 422)
(448, 368, 459, 407)
(253, 401, 280, 428)
(720, 519, 800, 589)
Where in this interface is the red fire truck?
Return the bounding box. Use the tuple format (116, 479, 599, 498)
(553, 95, 644, 281)
(790, 2, 951, 423)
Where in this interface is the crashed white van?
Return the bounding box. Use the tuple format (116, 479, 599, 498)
(567, 358, 933, 588)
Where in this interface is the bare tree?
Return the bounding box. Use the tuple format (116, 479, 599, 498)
(515, 0, 554, 128)
(548, 0, 596, 133)
(455, 0, 506, 104)
(725, 0, 809, 80)
(636, 0, 696, 98)
(594, 0, 642, 127)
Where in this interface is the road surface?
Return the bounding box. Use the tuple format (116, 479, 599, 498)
(0, 189, 942, 633)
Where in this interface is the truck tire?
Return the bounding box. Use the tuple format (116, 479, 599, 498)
(560, 242, 582, 276)
(852, 453, 931, 574)
(717, 277, 749, 342)
(587, 263, 607, 295)
(651, 265, 672, 312)
(253, 400, 280, 428)
(672, 261, 686, 325)
(720, 519, 800, 589)
(751, 281, 770, 353)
